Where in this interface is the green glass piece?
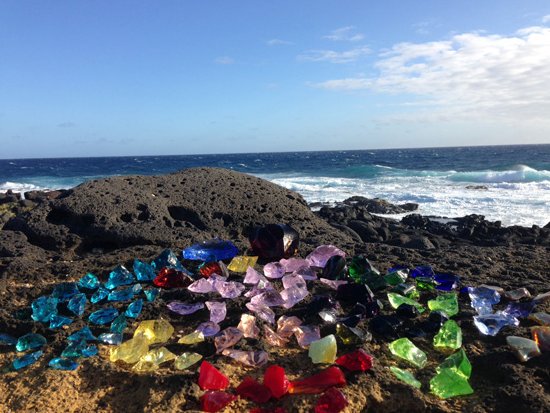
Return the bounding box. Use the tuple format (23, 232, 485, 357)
(436, 349, 472, 379)
(13, 350, 42, 370)
(388, 338, 427, 368)
(308, 334, 337, 364)
(336, 323, 371, 345)
(178, 331, 205, 344)
(110, 334, 149, 364)
(134, 319, 174, 344)
(415, 276, 437, 290)
(174, 352, 203, 370)
(430, 368, 473, 398)
(390, 366, 421, 388)
(16, 333, 47, 352)
(384, 269, 408, 285)
(387, 293, 425, 313)
(110, 313, 128, 334)
(394, 283, 419, 299)
(434, 320, 462, 350)
(361, 274, 389, 290)
(349, 256, 379, 278)
(428, 293, 459, 317)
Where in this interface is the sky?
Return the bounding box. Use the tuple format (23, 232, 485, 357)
(1, 1, 550, 159)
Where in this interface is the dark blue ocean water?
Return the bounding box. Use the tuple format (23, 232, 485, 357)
(2, 144, 550, 227)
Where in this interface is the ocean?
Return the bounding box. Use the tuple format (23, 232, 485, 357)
(2, 144, 550, 228)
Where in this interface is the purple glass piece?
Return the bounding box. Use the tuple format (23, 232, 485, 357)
(215, 327, 244, 353)
(280, 258, 310, 273)
(410, 265, 434, 278)
(263, 262, 285, 279)
(502, 302, 536, 318)
(188, 278, 214, 294)
(245, 303, 276, 323)
(245, 285, 273, 298)
(281, 286, 309, 309)
(206, 301, 227, 323)
(216, 281, 246, 299)
(282, 274, 306, 290)
(167, 302, 205, 315)
(250, 289, 285, 306)
(195, 321, 220, 337)
(209, 274, 228, 291)
(306, 245, 345, 268)
(292, 265, 318, 281)
(243, 267, 263, 284)
(320, 278, 348, 290)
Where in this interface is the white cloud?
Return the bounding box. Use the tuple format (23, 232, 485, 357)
(543, 14, 550, 23)
(324, 26, 364, 42)
(297, 45, 370, 63)
(312, 26, 550, 124)
(267, 39, 293, 46)
(214, 56, 235, 65)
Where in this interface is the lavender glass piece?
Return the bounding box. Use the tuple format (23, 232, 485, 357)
(471, 299, 494, 315)
(243, 267, 264, 284)
(473, 313, 520, 336)
(206, 301, 227, 323)
(294, 325, 321, 347)
(215, 327, 244, 353)
(280, 258, 310, 273)
(216, 281, 246, 299)
(292, 265, 318, 280)
(237, 314, 260, 338)
(320, 278, 348, 290)
(245, 302, 276, 323)
(468, 286, 501, 305)
(188, 278, 214, 294)
(306, 245, 345, 268)
(245, 285, 273, 298)
(502, 302, 536, 318)
(208, 274, 228, 291)
(222, 349, 268, 367)
(195, 321, 220, 337)
(410, 265, 434, 278)
(263, 262, 285, 279)
(250, 289, 285, 307)
(281, 286, 309, 309)
(277, 315, 303, 338)
(168, 302, 205, 315)
(282, 273, 306, 290)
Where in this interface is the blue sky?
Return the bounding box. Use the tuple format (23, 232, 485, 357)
(1, 1, 550, 158)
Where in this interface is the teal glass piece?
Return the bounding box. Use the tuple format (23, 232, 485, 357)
(428, 293, 459, 317)
(49, 358, 79, 370)
(126, 299, 144, 318)
(152, 249, 184, 271)
(78, 273, 100, 290)
(52, 282, 79, 302)
(436, 349, 472, 379)
(89, 307, 119, 325)
(91, 286, 109, 303)
(82, 346, 98, 357)
(388, 338, 427, 368)
(16, 333, 47, 351)
(385, 269, 408, 285)
(31, 296, 58, 322)
(387, 293, 425, 313)
(49, 314, 74, 329)
(105, 265, 135, 290)
(434, 320, 462, 350)
(390, 366, 421, 388)
(68, 326, 97, 341)
(134, 259, 156, 281)
(61, 338, 87, 357)
(13, 350, 42, 370)
(430, 368, 473, 398)
(108, 286, 135, 302)
(67, 293, 87, 316)
(144, 288, 160, 302)
(98, 333, 123, 345)
(110, 313, 128, 334)
(132, 283, 143, 294)
(0, 333, 17, 345)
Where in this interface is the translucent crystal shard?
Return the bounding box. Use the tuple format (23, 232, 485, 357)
(49, 358, 79, 370)
(236, 376, 272, 403)
(315, 386, 349, 413)
(319, 278, 348, 290)
(178, 331, 205, 344)
(336, 323, 372, 346)
(263, 262, 285, 279)
(61, 338, 87, 357)
(532, 326, 550, 351)
(134, 319, 174, 344)
(78, 273, 100, 290)
(473, 313, 519, 336)
(0, 333, 17, 345)
(281, 285, 309, 308)
(415, 276, 437, 290)
(387, 293, 425, 313)
(237, 314, 260, 338)
(68, 326, 97, 341)
(152, 249, 184, 271)
(322, 255, 347, 280)
(168, 301, 205, 316)
(410, 265, 433, 278)
(67, 293, 87, 316)
(335, 349, 373, 371)
(243, 266, 263, 284)
(91, 286, 109, 303)
(385, 269, 409, 285)
(264, 325, 290, 347)
(216, 281, 246, 298)
(264, 365, 290, 398)
(200, 390, 238, 413)
(110, 313, 127, 334)
(206, 301, 226, 323)
(52, 282, 79, 302)
(503, 288, 531, 301)
(196, 321, 221, 337)
(144, 288, 160, 302)
(16, 333, 47, 351)
(13, 350, 42, 370)
(110, 334, 149, 363)
(294, 325, 321, 347)
(430, 368, 473, 398)
(436, 349, 472, 379)
(89, 307, 119, 325)
(188, 278, 214, 293)
(533, 291, 550, 304)
(246, 303, 276, 323)
(133, 259, 156, 281)
(468, 286, 501, 306)
(348, 255, 378, 278)
(288, 366, 346, 394)
(434, 320, 462, 350)
(507, 335, 541, 362)
(174, 352, 202, 370)
(132, 347, 177, 372)
(427, 293, 459, 317)
(502, 301, 536, 318)
(49, 314, 73, 329)
(98, 333, 123, 345)
(277, 315, 303, 337)
(249, 224, 300, 260)
(222, 349, 269, 367)
(31, 296, 58, 322)
(105, 265, 135, 290)
(153, 267, 193, 288)
(390, 366, 421, 388)
(215, 327, 243, 353)
(198, 361, 229, 390)
(126, 299, 144, 318)
(251, 289, 285, 307)
(309, 334, 337, 364)
(227, 256, 258, 272)
(183, 239, 238, 261)
(306, 245, 345, 268)
(389, 338, 427, 368)
(108, 286, 135, 302)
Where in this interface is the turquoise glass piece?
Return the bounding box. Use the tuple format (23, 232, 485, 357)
(67, 293, 87, 316)
(49, 358, 79, 370)
(52, 282, 79, 302)
(89, 307, 119, 325)
(31, 296, 58, 322)
(134, 259, 156, 281)
(68, 326, 97, 341)
(13, 350, 42, 370)
(428, 293, 459, 317)
(0, 333, 17, 345)
(110, 313, 128, 334)
(49, 314, 74, 329)
(126, 299, 144, 318)
(132, 283, 143, 294)
(98, 333, 123, 345)
(16, 333, 47, 351)
(182, 239, 239, 261)
(151, 249, 184, 271)
(91, 286, 109, 303)
(108, 286, 135, 302)
(78, 273, 100, 290)
(144, 288, 160, 302)
(436, 349, 472, 379)
(105, 265, 135, 290)
(61, 338, 87, 357)
(82, 346, 98, 357)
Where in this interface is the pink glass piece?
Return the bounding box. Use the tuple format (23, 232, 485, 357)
(293, 265, 318, 280)
(245, 285, 273, 298)
(198, 361, 229, 390)
(237, 314, 260, 338)
(251, 289, 285, 307)
(280, 258, 310, 273)
(306, 245, 346, 268)
(235, 376, 272, 403)
(222, 348, 268, 367)
(263, 365, 290, 398)
(319, 278, 348, 290)
(200, 390, 237, 412)
(264, 325, 290, 347)
(277, 315, 303, 338)
(288, 366, 346, 394)
(315, 387, 349, 413)
(195, 321, 220, 337)
(214, 327, 244, 353)
(208, 274, 228, 291)
(294, 325, 321, 347)
(187, 278, 213, 293)
(281, 286, 309, 309)
(205, 301, 227, 324)
(263, 262, 285, 279)
(246, 303, 276, 323)
(282, 273, 307, 290)
(216, 281, 245, 298)
(244, 267, 264, 284)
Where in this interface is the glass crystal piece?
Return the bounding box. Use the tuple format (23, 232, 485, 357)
(385, 269, 409, 285)
(108, 286, 135, 302)
(507, 335, 541, 362)
(49, 358, 79, 370)
(293, 265, 318, 280)
(105, 265, 135, 290)
(89, 307, 119, 325)
(362, 274, 390, 290)
(281, 286, 309, 308)
(306, 245, 345, 268)
(13, 350, 42, 370)
(294, 325, 321, 347)
(196, 321, 221, 337)
(188, 278, 214, 293)
(82, 345, 98, 357)
(98, 333, 123, 345)
(436, 349, 472, 379)
(16, 333, 47, 351)
(410, 265, 433, 278)
(282, 273, 306, 290)
(246, 303, 276, 323)
(200, 390, 237, 413)
(152, 249, 184, 271)
(133, 259, 156, 281)
(371, 315, 404, 337)
(502, 301, 536, 318)
(227, 256, 258, 272)
(91, 286, 109, 303)
(468, 286, 500, 304)
(0, 333, 17, 345)
(110, 334, 149, 363)
(388, 292, 425, 313)
(394, 283, 418, 298)
(110, 313, 127, 334)
(264, 325, 290, 347)
(336, 323, 372, 345)
(321, 255, 347, 280)
(319, 278, 348, 290)
(309, 334, 337, 364)
(503, 288, 531, 301)
(134, 319, 174, 344)
(473, 313, 519, 336)
(251, 289, 285, 307)
(243, 267, 264, 284)
(430, 368, 473, 398)
(168, 301, 205, 316)
(174, 352, 202, 370)
(132, 346, 176, 372)
(531, 326, 550, 351)
(533, 291, 550, 304)
(280, 258, 310, 273)
(205, 301, 226, 323)
(396, 303, 421, 318)
(277, 315, 303, 337)
(67, 293, 87, 316)
(126, 299, 144, 318)
(236, 376, 272, 403)
(49, 314, 73, 329)
(315, 386, 349, 413)
(288, 366, 346, 394)
(215, 327, 244, 353)
(434, 320, 462, 350)
(389, 338, 427, 368)
(434, 274, 460, 291)
(335, 348, 373, 371)
(178, 331, 205, 344)
(335, 283, 374, 305)
(348, 255, 378, 278)
(216, 281, 246, 298)
(249, 224, 299, 260)
(61, 338, 87, 357)
(144, 288, 160, 302)
(198, 361, 229, 390)
(31, 296, 58, 322)
(153, 267, 193, 288)
(222, 348, 268, 367)
(78, 273, 100, 290)
(263, 262, 285, 279)
(52, 282, 79, 302)
(415, 276, 437, 290)
(68, 326, 96, 341)
(183, 239, 238, 261)
(237, 314, 260, 338)
(390, 366, 421, 388)
(428, 293, 459, 317)
(264, 365, 290, 398)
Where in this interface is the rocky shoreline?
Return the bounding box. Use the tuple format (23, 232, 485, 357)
(1, 167, 550, 413)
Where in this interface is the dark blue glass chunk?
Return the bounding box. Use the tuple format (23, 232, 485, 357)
(91, 286, 109, 303)
(49, 358, 79, 370)
(152, 249, 184, 271)
(68, 326, 97, 341)
(16, 333, 47, 351)
(78, 273, 100, 290)
(49, 314, 73, 329)
(410, 265, 435, 278)
(105, 265, 135, 290)
(110, 313, 127, 334)
(0, 333, 18, 345)
(434, 274, 460, 291)
(67, 293, 87, 316)
(98, 333, 123, 345)
(125, 299, 143, 318)
(89, 307, 119, 325)
(52, 282, 79, 302)
(108, 286, 135, 302)
(13, 350, 42, 370)
(31, 296, 58, 322)
(182, 239, 238, 262)
(134, 259, 156, 281)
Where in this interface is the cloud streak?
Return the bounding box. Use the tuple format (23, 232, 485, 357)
(267, 39, 293, 46)
(324, 26, 364, 42)
(214, 56, 235, 65)
(297, 45, 370, 63)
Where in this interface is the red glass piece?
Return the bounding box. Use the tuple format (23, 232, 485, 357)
(249, 224, 299, 260)
(335, 348, 373, 371)
(153, 267, 193, 288)
(200, 390, 237, 413)
(198, 361, 229, 390)
(315, 387, 350, 413)
(200, 261, 223, 278)
(288, 366, 346, 395)
(250, 408, 289, 413)
(263, 365, 290, 398)
(236, 376, 272, 403)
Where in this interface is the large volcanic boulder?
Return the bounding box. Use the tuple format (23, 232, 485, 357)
(4, 168, 354, 254)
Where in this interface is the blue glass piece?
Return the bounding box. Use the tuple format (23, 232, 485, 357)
(98, 333, 123, 345)
(0, 333, 17, 345)
(78, 273, 100, 290)
(68, 326, 97, 341)
(471, 299, 493, 315)
(67, 293, 87, 316)
(49, 314, 73, 329)
(134, 259, 156, 281)
(468, 286, 500, 305)
(132, 283, 143, 294)
(31, 296, 58, 322)
(82, 346, 98, 357)
(125, 299, 143, 318)
(52, 282, 79, 302)
(49, 358, 79, 370)
(61, 338, 87, 357)
(13, 350, 42, 370)
(502, 302, 536, 318)
(434, 274, 460, 291)
(144, 288, 160, 302)
(151, 249, 184, 271)
(105, 265, 135, 290)
(182, 238, 238, 261)
(473, 313, 520, 336)
(91, 286, 109, 303)
(16, 333, 47, 351)
(410, 265, 434, 278)
(108, 286, 135, 302)
(110, 313, 127, 334)
(89, 307, 119, 325)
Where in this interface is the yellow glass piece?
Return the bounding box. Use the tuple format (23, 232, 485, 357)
(174, 352, 203, 370)
(131, 347, 176, 372)
(110, 334, 149, 364)
(134, 319, 174, 344)
(178, 331, 205, 345)
(308, 334, 337, 364)
(227, 256, 258, 273)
